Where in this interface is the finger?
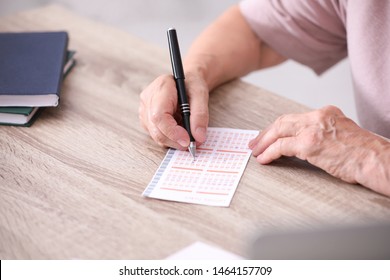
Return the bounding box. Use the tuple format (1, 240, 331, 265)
(248, 126, 271, 149)
(256, 137, 299, 164)
(186, 77, 209, 144)
(189, 93, 209, 144)
(148, 77, 190, 148)
(139, 76, 170, 134)
(251, 114, 303, 156)
(148, 120, 188, 150)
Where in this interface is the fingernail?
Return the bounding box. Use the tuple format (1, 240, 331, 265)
(178, 139, 188, 147)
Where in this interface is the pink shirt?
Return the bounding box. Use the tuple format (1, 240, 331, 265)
(240, 0, 390, 138)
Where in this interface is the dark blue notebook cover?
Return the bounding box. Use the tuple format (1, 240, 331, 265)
(0, 31, 68, 107)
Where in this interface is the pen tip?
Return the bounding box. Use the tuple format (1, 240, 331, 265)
(189, 142, 196, 159)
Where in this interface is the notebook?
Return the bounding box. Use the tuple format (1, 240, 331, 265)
(0, 50, 76, 126)
(0, 31, 69, 107)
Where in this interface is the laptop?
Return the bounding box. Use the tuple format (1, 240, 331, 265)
(250, 222, 390, 259)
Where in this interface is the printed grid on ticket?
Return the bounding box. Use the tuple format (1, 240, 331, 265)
(142, 127, 258, 207)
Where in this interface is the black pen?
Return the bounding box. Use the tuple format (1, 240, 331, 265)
(167, 28, 196, 159)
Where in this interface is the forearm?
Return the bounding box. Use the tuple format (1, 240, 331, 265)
(184, 5, 285, 91)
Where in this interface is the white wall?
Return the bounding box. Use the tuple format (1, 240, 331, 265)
(244, 60, 356, 121)
(1, 0, 357, 122)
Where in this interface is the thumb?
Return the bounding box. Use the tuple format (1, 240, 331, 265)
(187, 82, 209, 144)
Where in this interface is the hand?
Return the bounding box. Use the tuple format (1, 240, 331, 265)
(249, 105, 390, 196)
(139, 72, 209, 150)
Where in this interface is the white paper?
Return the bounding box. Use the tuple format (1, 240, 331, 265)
(165, 241, 244, 260)
(143, 127, 258, 207)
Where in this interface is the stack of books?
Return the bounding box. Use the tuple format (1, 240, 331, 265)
(0, 31, 76, 126)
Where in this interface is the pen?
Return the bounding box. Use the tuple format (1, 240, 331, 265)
(167, 28, 196, 159)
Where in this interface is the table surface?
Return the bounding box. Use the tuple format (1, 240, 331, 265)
(1, 5, 390, 260)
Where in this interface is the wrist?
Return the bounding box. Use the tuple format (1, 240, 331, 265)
(184, 53, 225, 91)
(355, 135, 390, 196)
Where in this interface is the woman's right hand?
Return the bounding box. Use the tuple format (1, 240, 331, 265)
(139, 5, 283, 150)
(139, 71, 209, 150)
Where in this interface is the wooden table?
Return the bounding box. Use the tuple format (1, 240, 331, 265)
(1, 5, 389, 260)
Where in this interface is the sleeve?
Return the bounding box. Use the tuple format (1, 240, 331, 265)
(239, 0, 347, 74)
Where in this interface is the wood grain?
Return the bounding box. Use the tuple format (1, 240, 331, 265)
(1, 5, 390, 259)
